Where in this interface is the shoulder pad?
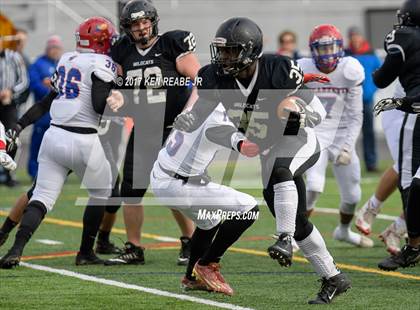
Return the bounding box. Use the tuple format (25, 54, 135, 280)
(342, 57, 365, 86)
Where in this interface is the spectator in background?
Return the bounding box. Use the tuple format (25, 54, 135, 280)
(14, 28, 31, 106)
(0, 34, 29, 186)
(345, 26, 381, 172)
(277, 30, 300, 60)
(27, 35, 63, 180)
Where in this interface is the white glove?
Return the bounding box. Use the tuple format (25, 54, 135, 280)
(106, 90, 124, 112)
(335, 147, 351, 165)
(0, 151, 17, 171)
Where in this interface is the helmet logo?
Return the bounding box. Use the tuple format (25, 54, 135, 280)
(213, 37, 227, 46)
(131, 11, 145, 19)
(96, 23, 108, 31)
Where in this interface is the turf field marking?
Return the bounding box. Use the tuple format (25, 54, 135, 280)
(21, 251, 77, 261)
(2, 211, 418, 281)
(20, 262, 254, 310)
(35, 239, 64, 246)
(228, 247, 420, 281)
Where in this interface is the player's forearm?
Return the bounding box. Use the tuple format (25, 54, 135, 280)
(18, 90, 57, 129)
(372, 55, 401, 88)
(396, 95, 420, 113)
(205, 125, 245, 151)
(91, 73, 113, 115)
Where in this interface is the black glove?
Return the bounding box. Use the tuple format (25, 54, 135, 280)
(6, 123, 22, 153)
(173, 110, 200, 132)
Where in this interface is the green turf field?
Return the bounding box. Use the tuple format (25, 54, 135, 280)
(0, 160, 419, 310)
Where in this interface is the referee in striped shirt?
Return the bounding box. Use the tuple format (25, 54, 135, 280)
(0, 34, 29, 186)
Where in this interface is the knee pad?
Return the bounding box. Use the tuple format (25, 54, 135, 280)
(293, 212, 314, 241)
(306, 191, 320, 211)
(25, 200, 48, 218)
(269, 166, 293, 185)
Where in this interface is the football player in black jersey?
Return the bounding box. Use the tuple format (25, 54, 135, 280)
(104, 0, 200, 266)
(174, 17, 351, 304)
(373, 0, 420, 271)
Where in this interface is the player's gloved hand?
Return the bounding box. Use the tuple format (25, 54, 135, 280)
(173, 110, 199, 132)
(5, 124, 22, 153)
(0, 151, 17, 171)
(238, 140, 260, 157)
(335, 147, 351, 165)
(106, 90, 124, 112)
(303, 73, 330, 84)
(373, 97, 403, 116)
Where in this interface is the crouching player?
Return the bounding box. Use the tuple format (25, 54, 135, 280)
(151, 104, 259, 296)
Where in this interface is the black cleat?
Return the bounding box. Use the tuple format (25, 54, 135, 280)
(178, 236, 191, 266)
(267, 233, 293, 267)
(378, 244, 420, 271)
(0, 248, 22, 269)
(308, 272, 351, 304)
(104, 242, 145, 266)
(75, 251, 104, 266)
(95, 239, 123, 255)
(0, 230, 9, 247)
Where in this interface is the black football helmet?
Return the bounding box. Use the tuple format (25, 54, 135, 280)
(397, 0, 420, 27)
(210, 17, 263, 76)
(120, 0, 159, 44)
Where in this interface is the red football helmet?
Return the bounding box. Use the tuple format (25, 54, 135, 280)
(309, 24, 343, 71)
(75, 17, 118, 55)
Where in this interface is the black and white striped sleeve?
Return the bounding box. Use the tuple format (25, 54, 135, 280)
(10, 51, 29, 99)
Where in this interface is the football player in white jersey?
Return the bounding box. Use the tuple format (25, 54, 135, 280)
(356, 81, 407, 254)
(0, 17, 123, 269)
(151, 104, 259, 296)
(0, 122, 16, 171)
(298, 24, 373, 247)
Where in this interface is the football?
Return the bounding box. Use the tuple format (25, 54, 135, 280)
(276, 96, 305, 120)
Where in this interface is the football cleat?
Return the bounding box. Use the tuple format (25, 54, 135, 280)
(355, 200, 378, 236)
(178, 237, 191, 266)
(379, 222, 402, 255)
(267, 233, 293, 267)
(193, 262, 234, 296)
(308, 272, 351, 304)
(0, 229, 9, 247)
(378, 244, 420, 271)
(75, 251, 104, 266)
(333, 226, 374, 248)
(95, 239, 123, 255)
(0, 248, 21, 269)
(180, 276, 210, 292)
(104, 242, 145, 266)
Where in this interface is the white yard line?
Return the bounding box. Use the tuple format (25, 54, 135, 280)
(21, 262, 253, 310)
(314, 207, 398, 221)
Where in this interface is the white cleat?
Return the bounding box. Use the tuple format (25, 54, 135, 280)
(355, 201, 378, 236)
(379, 223, 403, 255)
(333, 226, 374, 248)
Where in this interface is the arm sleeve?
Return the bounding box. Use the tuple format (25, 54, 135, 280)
(11, 52, 29, 99)
(342, 85, 363, 149)
(204, 107, 245, 151)
(18, 90, 57, 129)
(91, 73, 113, 115)
(307, 95, 326, 126)
(372, 54, 402, 88)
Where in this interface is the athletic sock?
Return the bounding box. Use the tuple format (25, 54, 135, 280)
(336, 223, 361, 245)
(369, 195, 383, 213)
(186, 225, 219, 280)
(1, 216, 18, 234)
(274, 181, 298, 236)
(79, 204, 105, 254)
(12, 201, 47, 254)
(199, 206, 258, 265)
(98, 230, 111, 243)
(297, 226, 340, 279)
